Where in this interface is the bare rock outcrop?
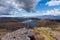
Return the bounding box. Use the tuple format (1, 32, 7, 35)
(1, 28, 34, 40)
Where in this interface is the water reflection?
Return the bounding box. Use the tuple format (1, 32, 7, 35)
(29, 23, 37, 28)
(21, 20, 32, 23)
(21, 19, 37, 28)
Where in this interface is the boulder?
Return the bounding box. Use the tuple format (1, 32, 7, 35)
(1, 28, 33, 40)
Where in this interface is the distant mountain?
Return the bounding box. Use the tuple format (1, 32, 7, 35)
(20, 15, 60, 19)
(35, 15, 60, 19)
(0, 15, 60, 19)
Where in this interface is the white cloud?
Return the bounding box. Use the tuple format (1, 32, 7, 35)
(0, 6, 7, 12)
(15, 0, 40, 12)
(46, 0, 60, 6)
(0, 0, 40, 15)
(45, 9, 60, 16)
(0, 8, 60, 17)
(10, 10, 41, 17)
(0, 0, 15, 15)
(0, 6, 9, 15)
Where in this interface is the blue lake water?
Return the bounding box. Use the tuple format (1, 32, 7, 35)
(21, 20, 37, 28)
(29, 23, 37, 28)
(21, 20, 32, 23)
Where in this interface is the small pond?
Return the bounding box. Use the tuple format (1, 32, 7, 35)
(21, 20, 32, 23)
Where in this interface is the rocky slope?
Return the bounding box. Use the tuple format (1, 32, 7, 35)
(1, 27, 60, 40)
(0, 18, 60, 40)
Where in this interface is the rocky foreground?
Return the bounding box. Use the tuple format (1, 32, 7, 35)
(1, 27, 60, 40)
(1, 28, 33, 40)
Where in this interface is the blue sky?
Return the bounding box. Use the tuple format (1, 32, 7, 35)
(0, 0, 60, 17)
(36, 0, 60, 11)
(36, 0, 51, 11)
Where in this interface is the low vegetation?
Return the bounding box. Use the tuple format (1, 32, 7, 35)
(31, 27, 60, 40)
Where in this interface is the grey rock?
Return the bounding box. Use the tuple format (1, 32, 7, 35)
(1, 28, 33, 40)
(52, 34, 60, 40)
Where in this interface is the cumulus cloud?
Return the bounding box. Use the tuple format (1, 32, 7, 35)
(0, 0, 40, 15)
(0, 8, 60, 17)
(0, 6, 9, 15)
(45, 9, 60, 16)
(0, 0, 15, 15)
(46, 0, 60, 6)
(15, 0, 39, 12)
